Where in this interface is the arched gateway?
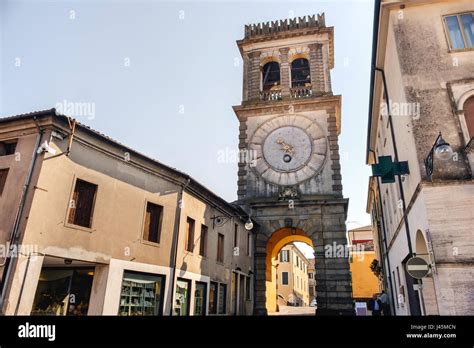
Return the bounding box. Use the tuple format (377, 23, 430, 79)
(233, 14, 354, 315)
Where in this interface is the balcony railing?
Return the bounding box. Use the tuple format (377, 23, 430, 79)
(260, 89, 282, 101)
(290, 85, 313, 99)
(259, 86, 314, 101)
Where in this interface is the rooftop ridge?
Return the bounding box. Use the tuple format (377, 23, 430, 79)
(244, 13, 325, 39)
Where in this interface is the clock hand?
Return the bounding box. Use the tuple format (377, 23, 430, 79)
(276, 139, 295, 155)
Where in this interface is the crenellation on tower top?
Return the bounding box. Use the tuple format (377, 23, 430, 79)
(244, 14, 326, 40)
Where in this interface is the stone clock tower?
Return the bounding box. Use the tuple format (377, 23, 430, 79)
(234, 14, 353, 315)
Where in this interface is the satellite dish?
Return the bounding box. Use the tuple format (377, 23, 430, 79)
(214, 216, 226, 227)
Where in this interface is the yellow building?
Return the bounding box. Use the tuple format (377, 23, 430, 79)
(348, 225, 379, 301)
(275, 244, 310, 308)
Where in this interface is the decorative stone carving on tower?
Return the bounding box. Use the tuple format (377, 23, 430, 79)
(234, 14, 353, 315)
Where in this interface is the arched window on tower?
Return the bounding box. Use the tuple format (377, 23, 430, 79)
(261, 62, 280, 91)
(464, 96, 474, 141)
(291, 58, 311, 88)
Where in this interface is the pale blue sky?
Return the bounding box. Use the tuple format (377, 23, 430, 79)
(0, 0, 374, 230)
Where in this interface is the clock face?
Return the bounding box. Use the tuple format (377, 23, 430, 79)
(249, 115, 327, 186)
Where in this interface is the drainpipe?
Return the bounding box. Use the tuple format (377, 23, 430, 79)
(168, 177, 190, 315)
(0, 117, 44, 313)
(373, 67, 424, 315)
(368, 149, 396, 315)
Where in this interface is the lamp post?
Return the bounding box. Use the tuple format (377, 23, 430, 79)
(424, 132, 453, 181)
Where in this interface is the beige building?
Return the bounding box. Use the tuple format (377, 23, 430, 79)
(307, 258, 316, 302)
(276, 244, 310, 307)
(367, 0, 474, 315)
(0, 110, 254, 316)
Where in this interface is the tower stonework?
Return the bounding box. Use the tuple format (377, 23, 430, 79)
(234, 14, 353, 315)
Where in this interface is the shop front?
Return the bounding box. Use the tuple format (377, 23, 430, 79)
(31, 267, 94, 316)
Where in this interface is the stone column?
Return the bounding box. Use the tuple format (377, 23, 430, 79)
(279, 48, 290, 99)
(237, 115, 248, 200)
(313, 204, 354, 315)
(247, 51, 261, 102)
(253, 232, 268, 315)
(321, 43, 332, 93)
(308, 43, 325, 96)
(327, 110, 343, 196)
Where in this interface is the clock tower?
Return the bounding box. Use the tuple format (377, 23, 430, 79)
(234, 14, 353, 315)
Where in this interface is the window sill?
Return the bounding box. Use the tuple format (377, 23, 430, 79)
(64, 222, 94, 233)
(140, 240, 161, 248)
(448, 47, 474, 53)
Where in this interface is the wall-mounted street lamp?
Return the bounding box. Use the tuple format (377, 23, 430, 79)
(211, 215, 254, 231)
(244, 218, 254, 231)
(424, 132, 453, 181)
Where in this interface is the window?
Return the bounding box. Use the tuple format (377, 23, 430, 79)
(209, 282, 218, 315)
(444, 13, 474, 50)
(247, 232, 251, 256)
(464, 96, 474, 139)
(262, 61, 280, 91)
(119, 271, 165, 316)
(194, 282, 207, 316)
(174, 278, 191, 316)
(239, 274, 246, 315)
(217, 233, 224, 263)
(281, 272, 289, 285)
(280, 250, 289, 262)
(143, 202, 163, 244)
(199, 225, 208, 257)
(0, 168, 9, 196)
(309, 273, 313, 279)
(233, 223, 239, 248)
(68, 179, 97, 228)
(393, 270, 399, 309)
(291, 58, 311, 87)
(218, 283, 227, 314)
(0, 140, 17, 156)
(231, 272, 237, 315)
(31, 268, 94, 316)
(185, 217, 195, 252)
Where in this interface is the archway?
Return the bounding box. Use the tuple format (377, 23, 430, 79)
(265, 228, 313, 313)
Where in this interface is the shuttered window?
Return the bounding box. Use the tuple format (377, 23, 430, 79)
(68, 179, 97, 228)
(0, 168, 9, 196)
(217, 233, 224, 263)
(143, 202, 163, 243)
(199, 225, 208, 257)
(185, 217, 195, 252)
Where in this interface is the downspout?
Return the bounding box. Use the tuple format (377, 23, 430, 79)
(168, 177, 190, 315)
(0, 117, 44, 313)
(368, 149, 396, 315)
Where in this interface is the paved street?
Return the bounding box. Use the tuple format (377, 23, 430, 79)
(269, 305, 316, 316)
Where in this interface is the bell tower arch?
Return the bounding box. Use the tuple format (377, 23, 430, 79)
(233, 14, 353, 315)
